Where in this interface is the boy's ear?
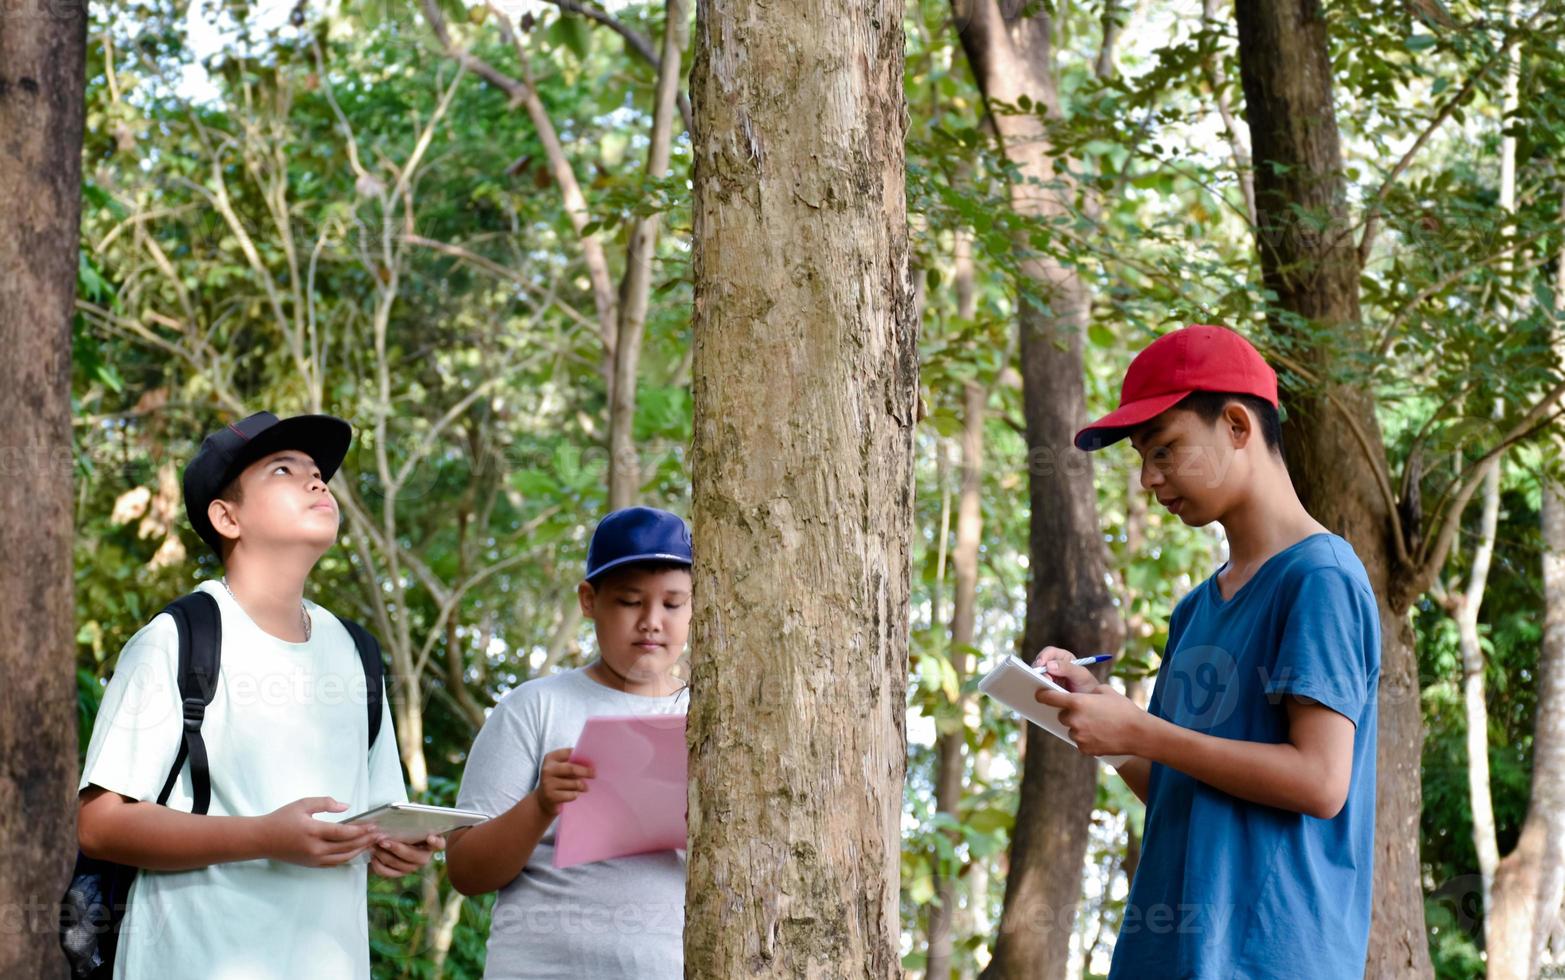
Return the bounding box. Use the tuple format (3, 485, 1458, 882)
(208, 497, 242, 546)
(1223, 402, 1254, 449)
(576, 580, 596, 619)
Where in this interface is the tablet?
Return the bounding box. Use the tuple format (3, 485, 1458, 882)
(343, 802, 489, 842)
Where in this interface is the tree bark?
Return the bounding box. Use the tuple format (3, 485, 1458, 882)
(0, 4, 87, 977)
(1233, 2, 1431, 974)
(951, 5, 1124, 978)
(684, 0, 916, 975)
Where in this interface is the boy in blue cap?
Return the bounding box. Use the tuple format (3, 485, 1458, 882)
(75, 412, 440, 980)
(1033, 326, 1379, 979)
(447, 506, 692, 978)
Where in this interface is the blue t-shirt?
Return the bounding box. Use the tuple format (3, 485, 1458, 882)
(1108, 532, 1380, 980)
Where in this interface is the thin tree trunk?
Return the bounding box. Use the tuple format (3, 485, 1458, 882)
(607, 0, 688, 508)
(1486, 190, 1565, 980)
(928, 379, 987, 980)
(1450, 452, 1504, 927)
(951, 230, 995, 947)
(952, 5, 1124, 978)
(684, 0, 916, 974)
(0, 4, 87, 977)
(1201, 0, 1257, 228)
(1454, 27, 1522, 951)
(1232, 3, 1432, 973)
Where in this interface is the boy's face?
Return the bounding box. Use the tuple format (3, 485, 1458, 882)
(208, 450, 340, 557)
(578, 566, 692, 683)
(1129, 403, 1259, 527)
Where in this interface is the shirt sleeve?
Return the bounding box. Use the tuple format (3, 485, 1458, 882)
(366, 692, 409, 806)
(456, 691, 541, 820)
(79, 614, 185, 801)
(1263, 567, 1380, 725)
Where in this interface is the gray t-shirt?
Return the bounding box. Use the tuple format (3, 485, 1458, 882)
(456, 666, 688, 979)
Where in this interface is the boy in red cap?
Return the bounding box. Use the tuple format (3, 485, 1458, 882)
(1035, 325, 1379, 979)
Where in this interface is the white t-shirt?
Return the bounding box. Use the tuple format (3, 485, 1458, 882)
(456, 667, 687, 979)
(78, 580, 408, 980)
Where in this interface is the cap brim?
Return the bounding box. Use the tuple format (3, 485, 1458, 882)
(585, 552, 693, 584)
(219, 415, 353, 487)
(1074, 390, 1191, 451)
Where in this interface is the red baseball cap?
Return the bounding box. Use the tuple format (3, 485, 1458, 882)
(1074, 325, 1278, 451)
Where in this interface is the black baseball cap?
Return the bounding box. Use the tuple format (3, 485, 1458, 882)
(182, 412, 353, 557)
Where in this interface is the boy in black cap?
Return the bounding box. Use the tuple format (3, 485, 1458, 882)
(76, 412, 441, 980)
(447, 506, 692, 978)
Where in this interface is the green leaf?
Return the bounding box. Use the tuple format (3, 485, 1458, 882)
(925, 413, 963, 438)
(966, 805, 1013, 835)
(548, 14, 590, 61)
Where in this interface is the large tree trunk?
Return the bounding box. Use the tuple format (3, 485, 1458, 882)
(1486, 195, 1565, 980)
(0, 6, 87, 978)
(683, 0, 916, 974)
(1233, 2, 1432, 975)
(951, 5, 1124, 978)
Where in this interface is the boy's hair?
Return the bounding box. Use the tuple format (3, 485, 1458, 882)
(1176, 391, 1284, 456)
(586, 559, 692, 590)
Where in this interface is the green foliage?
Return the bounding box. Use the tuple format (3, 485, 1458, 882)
(74, 0, 1565, 975)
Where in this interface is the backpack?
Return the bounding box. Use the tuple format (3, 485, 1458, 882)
(58, 591, 385, 979)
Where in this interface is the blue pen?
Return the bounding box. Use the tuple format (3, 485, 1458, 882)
(1070, 654, 1114, 666)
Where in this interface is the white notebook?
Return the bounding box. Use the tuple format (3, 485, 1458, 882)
(977, 655, 1133, 768)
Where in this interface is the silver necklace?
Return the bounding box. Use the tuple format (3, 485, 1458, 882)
(220, 577, 311, 641)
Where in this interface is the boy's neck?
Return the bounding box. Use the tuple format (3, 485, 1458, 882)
(1217, 463, 1327, 571)
(221, 549, 321, 642)
(586, 659, 679, 697)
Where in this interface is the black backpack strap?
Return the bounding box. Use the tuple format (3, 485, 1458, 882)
(156, 592, 222, 814)
(339, 617, 385, 750)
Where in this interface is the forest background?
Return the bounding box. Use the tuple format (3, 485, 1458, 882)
(37, 0, 1565, 976)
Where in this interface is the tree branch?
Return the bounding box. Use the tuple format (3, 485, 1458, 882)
(1268, 349, 1412, 567)
(539, 0, 692, 133)
(1356, 7, 1550, 266)
(419, 0, 620, 370)
(1373, 221, 1559, 361)
(1414, 376, 1565, 587)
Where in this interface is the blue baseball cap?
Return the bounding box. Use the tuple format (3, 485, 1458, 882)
(585, 506, 693, 583)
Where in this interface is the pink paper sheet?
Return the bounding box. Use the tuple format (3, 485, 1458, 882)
(552, 714, 688, 869)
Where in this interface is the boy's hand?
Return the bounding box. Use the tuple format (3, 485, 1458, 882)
(533, 748, 596, 818)
(1035, 684, 1148, 758)
(1031, 646, 1099, 693)
(370, 834, 446, 878)
(257, 796, 382, 868)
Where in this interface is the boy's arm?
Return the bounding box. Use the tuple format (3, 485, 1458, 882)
(444, 793, 554, 895)
(1039, 681, 1355, 818)
(78, 787, 383, 870)
(1113, 757, 1152, 804)
(446, 747, 594, 895)
(1138, 699, 1354, 818)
